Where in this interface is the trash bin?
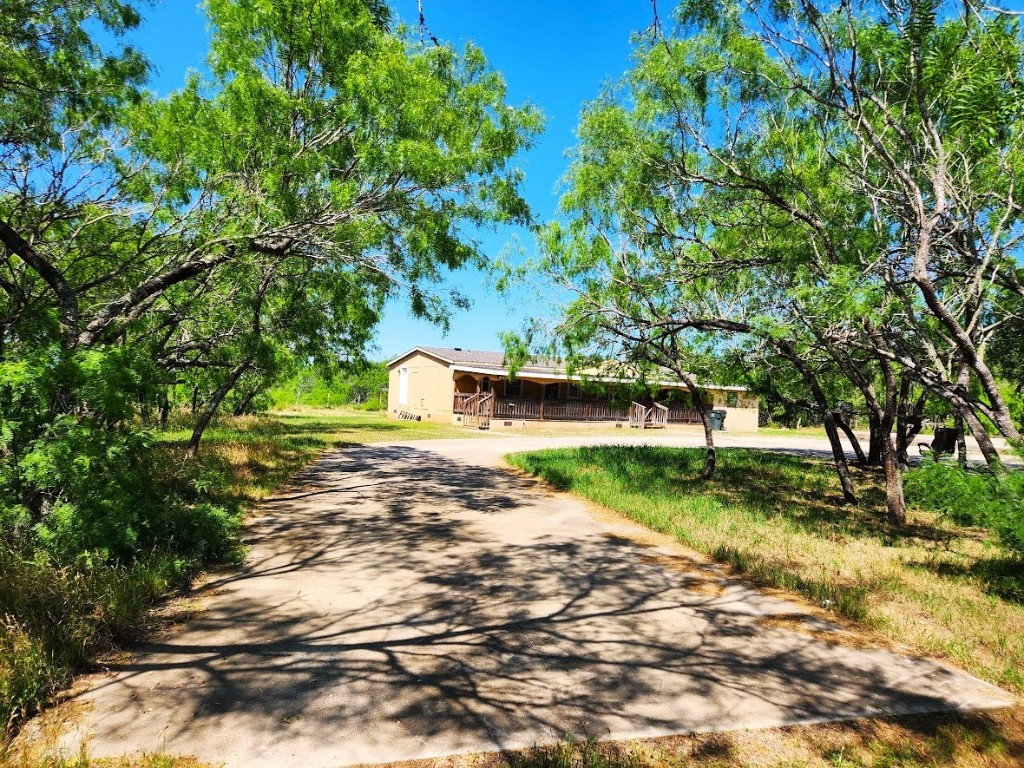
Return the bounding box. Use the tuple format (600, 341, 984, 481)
(836, 401, 854, 423)
(931, 426, 958, 456)
(708, 409, 726, 431)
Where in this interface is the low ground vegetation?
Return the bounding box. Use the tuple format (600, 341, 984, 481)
(0, 409, 473, 742)
(382, 710, 1024, 767)
(267, 364, 389, 411)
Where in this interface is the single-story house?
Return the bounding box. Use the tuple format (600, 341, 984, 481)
(387, 346, 759, 431)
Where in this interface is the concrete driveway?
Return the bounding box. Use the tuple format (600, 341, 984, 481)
(56, 434, 1013, 767)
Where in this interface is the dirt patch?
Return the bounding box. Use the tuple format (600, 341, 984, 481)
(363, 707, 1024, 768)
(757, 613, 890, 652)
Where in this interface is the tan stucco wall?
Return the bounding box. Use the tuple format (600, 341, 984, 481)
(706, 389, 759, 432)
(718, 405, 759, 432)
(387, 351, 455, 422)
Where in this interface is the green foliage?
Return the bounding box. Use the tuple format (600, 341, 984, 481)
(0, 347, 238, 565)
(269, 362, 388, 409)
(0, 551, 184, 736)
(904, 463, 1024, 559)
(0, 351, 238, 734)
(0, 0, 148, 151)
(2, 0, 540, 743)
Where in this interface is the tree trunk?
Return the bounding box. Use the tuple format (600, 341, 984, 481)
(233, 388, 260, 416)
(955, 411, 968, 468)
(186, 268, 272, 459)
(962, 408, 1003, 469)
(956, 362, 1002, 468)
(879, 359, 907, 526)
(777, 342, 857, 503)
(867, 412, 883, 466)
(833, 414, 867, 465)
(140, 394, 152, 426)
(186, 359, 252, 459)
(158, 389, 170, 428)
(823, 411, 858, 504)
(697, 406, 717, 480)
(881, 433, 907, 526)
(895, 376, 912, 468)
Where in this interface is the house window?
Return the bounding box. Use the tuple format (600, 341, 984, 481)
(726, 392, 739, 408)
(482, 376, 491, 393)
(567, 383, 581, 399)
(398, 367, 409, 406)
(544, 383, 560, 400)
(505, 379, 522, 397)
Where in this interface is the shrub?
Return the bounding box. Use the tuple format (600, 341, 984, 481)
(0, 347, 244, 738)
(0, 549, 187, 736)
(0, 347, 240, 567)
(904, 461, 1024, 558)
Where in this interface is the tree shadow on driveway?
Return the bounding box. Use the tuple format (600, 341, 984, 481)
(70, 444, 1014, 767)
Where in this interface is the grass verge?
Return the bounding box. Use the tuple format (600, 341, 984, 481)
(506, 446, 1024, 694)
(377, 710, 1024, 768)
(156, 409, 484, 511)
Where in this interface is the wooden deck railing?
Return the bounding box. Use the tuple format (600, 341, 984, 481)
(460, 392, 493, 429)
(630, 401, 669, 429)
(629, 402, 647, 428)
(456, 393, 705, 425)
(493, 397, 632, 422)
(666, 406, 701, 424)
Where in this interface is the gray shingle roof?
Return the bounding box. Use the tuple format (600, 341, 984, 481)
(418, 346, 561, 374)
(391, 346, 747, 391)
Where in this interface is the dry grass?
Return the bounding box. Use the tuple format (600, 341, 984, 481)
(158, 408, 482, 510)
(365, 709, 1024, 768)
(0, 752, 214, 768)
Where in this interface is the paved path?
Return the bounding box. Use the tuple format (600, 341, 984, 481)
(58, 434, 1013, 767)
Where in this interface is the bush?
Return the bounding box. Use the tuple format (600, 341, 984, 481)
(0, 549, 187, 736)
(0, 347, 244, 738)
(904, 461, 1024, 558)
(0, 347, 240, 567)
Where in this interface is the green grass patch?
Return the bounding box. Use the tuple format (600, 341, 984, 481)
(506, 445, 1024, 695)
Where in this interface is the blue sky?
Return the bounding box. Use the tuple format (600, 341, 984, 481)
(126, 1, 653, 360)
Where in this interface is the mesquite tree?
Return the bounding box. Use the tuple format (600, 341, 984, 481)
(0, 0, 541, 545)
(525, 0, 1024, 525)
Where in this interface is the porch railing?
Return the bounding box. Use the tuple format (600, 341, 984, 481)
(493, 397, 633, 422)
(629, 402, 668, 428)
(461, 392, 493, 429)
(456, 393, 705, 424)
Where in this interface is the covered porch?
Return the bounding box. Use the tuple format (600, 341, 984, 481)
(451, 371, 706, 425)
